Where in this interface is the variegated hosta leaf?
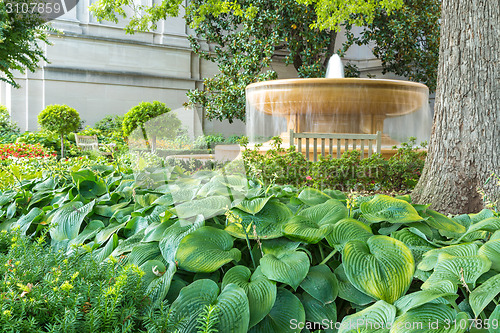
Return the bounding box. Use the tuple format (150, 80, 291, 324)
(10, 207, 44, 234)
(339, 300, 396, 333)
(469, 273, 500, 318)
(93, 234, 119, 263)
(140, 260, 176, 305)
(171, 279, 250, 333)
(174, 195, 231, 219)
(129, 241, 162, 267)
(457, 217, 500, 242)
(300, 264, 338, 305)
(343, 235, 414, 303)
(282, 216, 329, 244)
(159, 215, 204, 263)
(489, 305, 500, 333)
(421, 253, 491, 290)
(298, 199, 348, 225)
(394, 280, 458, 315)
(418, 243, 479, 271)
(335, 264, 374, 306)
(176, 226, 241, 273)
(360, 194, 423, 224)
(301, 293, 337, 330)
(297, 188, 332, 206)
(423, 209, 467, 234)
(479, 239, 500, 271)
(390, 304, 468, 333)
(392, 228, 437, 264)
(261, 238, 301, 256)
(225, 201, 293, 239)
(222, 266, 277, 328)
(48, 200, 95, 242)
(248, 288, 305, 333)
(260, 250, 310, 290)
(235, 197, 273, 215)
(325, 217, 373, 251)
(470, 209, 495, 223)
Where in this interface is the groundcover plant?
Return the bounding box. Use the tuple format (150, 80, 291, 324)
(0, 163, 498, 333)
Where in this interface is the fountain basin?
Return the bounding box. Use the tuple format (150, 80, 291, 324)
(246, 78, 429, 141)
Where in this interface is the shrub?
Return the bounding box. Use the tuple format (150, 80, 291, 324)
(94, 115, 124, 136)
(122, 101, 182, 152)
(37, 105, 81, 158)
(16, 131, 81, 158)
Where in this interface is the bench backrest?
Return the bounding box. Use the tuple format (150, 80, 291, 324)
(289, 130, 382, 161)
(75, 134, 99, 151)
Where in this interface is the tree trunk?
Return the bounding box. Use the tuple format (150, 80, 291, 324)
(60, 134, 64, 159)
(412, 0, 500, 214)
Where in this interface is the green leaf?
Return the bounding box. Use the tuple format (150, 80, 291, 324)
(128, 241, 162, 267)
(174, 195, 231, 219)
(343, 235, 414, 303)
(339, 300, 396, 333)
(360, 194, 423, 224)
(470, 273, 500, 318)
(297, 188, 332, 206)
(249, 288, 305, 333)
(222, 266, 277, 328)
(300, 264, 338, 305)
(335, 264, 374, 306)
(159, 216, 204, 263)
(299, 199, 348, 225)
(457, 217, 500, 242)
(421, 253, 491, 290)
(391, 304, 468, 333)
(176, 226, 241, 273)
(489, 305, 500, 333)
(10, 207, 44, 234)
(140, 260, 176, 306)
(392, 228, 437, 264)
(479, 239, 500, 271)
(418, 243, 479, 271)
(325, 217, 373, 251)
(282, 216, 329, 244)
(260, 250, 310, 290)
(394, 280, 457, 315)
(301, 293, 336, 330)
(94, 201, 130, 218)
(225, 201, 293, 239)
(235, 197, 272, 215)
(49, 200, 95, 242)
(171, 279, 250, 333)
(423, 209, 467, 234)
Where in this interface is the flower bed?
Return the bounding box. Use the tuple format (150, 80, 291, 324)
(0, 143, 55, 160)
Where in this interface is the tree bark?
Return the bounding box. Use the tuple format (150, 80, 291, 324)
(412, 0, 499, 214)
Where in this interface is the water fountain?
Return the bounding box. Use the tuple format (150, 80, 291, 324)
(245, 55, 431, 149)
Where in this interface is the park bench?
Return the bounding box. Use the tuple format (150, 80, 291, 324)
(289, 130, 382, 162)
(74, 134, 114, 156)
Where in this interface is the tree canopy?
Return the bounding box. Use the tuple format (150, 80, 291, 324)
(0, 0, 50, 88)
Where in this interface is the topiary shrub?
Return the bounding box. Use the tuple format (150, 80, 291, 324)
(0, 105, 19, 143)
(122, 101, 182, 153)
(38, 105, 81, 158)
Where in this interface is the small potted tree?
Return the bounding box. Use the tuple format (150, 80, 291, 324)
(38, 105, 80, 159)
(122, 101, 181, 153)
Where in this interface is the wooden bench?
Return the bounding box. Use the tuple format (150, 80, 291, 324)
(75, 134, 114, 156)
(289, 130, 382, 162)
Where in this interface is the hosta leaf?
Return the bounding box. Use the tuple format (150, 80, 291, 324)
(470, 209, 495, 223)
(10, 207, 44, 234)
(49, 200, 95, 242)
(234, 197, 272, 215)
(129, 241, 162, 267)
(110, 230, 145, 257)
(421, 253, 491, 290)
(299, 199, 348, 225)
(457, 217, 500, 242)
(418, 243, 479, 271)
(469, 273, 500, 318)
(93, 234, 118, 263)
(301, 293, 336, 331)
(394, 280, 457, 315)
(94, 201, 130, 218)
(392, 228, 437, 263)
(176, 226, 241, 273)
(249, 288, 305, 333)
(479, 239, 500, 271)
(489, 305, 500, 333)
(360, 194, 423, 224)
(343, 235, 414, 303)
(282, 216, 328, 244)
(423, 209, 467, 234)
(260, 250, 310, 290)
(0, 190, 17, 206)
(171, 279, 250, 333)
(174, 195, 231, 219)
(67, 220, 105, 253)
(159, 216, 204, 263)
(300, 264, 338, 305)
(225, 201, 293, 239)
(297, 188, 332, 206)
(390, 304, 468, 333)
(261, 238, 300, 256)
(335, 264, 374, 306)
(222, 266, 277, 328)
(325, 217, 373, 251)
(140, 260, 176, 306)
(339, 300, 396, 333)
